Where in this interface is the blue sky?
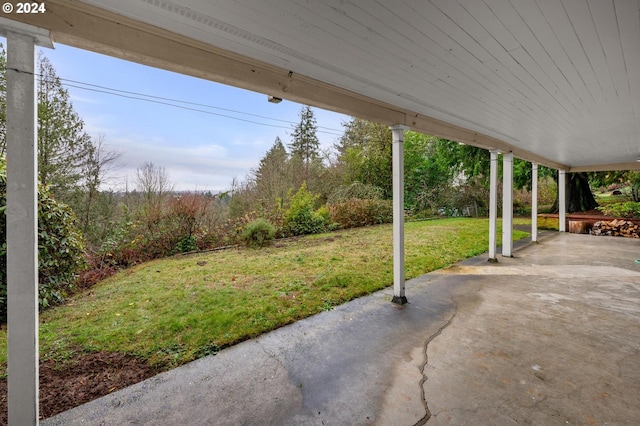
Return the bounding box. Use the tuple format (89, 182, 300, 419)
(16, 40, 349, 191)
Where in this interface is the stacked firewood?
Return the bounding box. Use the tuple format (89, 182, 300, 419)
(592, 219, 640, 238)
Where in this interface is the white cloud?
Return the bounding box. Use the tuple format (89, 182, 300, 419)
(103, 135, 256, 192)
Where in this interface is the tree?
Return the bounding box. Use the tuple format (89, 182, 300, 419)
(72, 135, 122, 241)
(1, 45, 115, 230)
(404, 133, 453, 209)
(134, 161, 172, 229)
(0, 47, 94, 199)
(37, 53, 94, 200)
(336, 118, 392, 198)
(512, 158, 555, 190)
(289, 105, 320, 181)
(253, 136, 290, 209)
(135, 161, 171, 202)
(419, 140, 490, 185)
(551, 172, 598, 213)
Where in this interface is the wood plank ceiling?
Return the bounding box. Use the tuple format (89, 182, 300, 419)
(7, 0, 640, 170)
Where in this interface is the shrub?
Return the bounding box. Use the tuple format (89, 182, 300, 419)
(241, 218, 276, 248)
(0, 159, 86, 321)
(513, 198, 530, 216)
(176, 234, 198, 253)
(213, 211, 261, 247)
(284, 183, 327, 236)
(327, 182, 384, 204)
(537, 176, 557, 206)
(414, 177, 489, 218)
(329, 198, 393, 229)
(37, 186, 87, 309)
(597, 202, 640, 218)
(167, 193, 209, 240)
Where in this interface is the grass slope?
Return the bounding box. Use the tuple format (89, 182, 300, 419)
(1, 218, 529, 371)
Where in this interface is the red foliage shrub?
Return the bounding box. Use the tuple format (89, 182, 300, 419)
(329, 198, 393, 229)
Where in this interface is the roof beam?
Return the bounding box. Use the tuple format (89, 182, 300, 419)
(569, 162, 640, 173)
(5, 0, 571, 169)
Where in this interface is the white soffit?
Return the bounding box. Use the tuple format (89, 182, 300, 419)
(45, 0, 640, 168)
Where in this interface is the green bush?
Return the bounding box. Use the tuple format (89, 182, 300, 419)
(284, 183, 327, 236)
(329, 198, 393, 229)
(176, 234, 198, 253)
(241, 218, 276, 248)
(0, 160, 86, 321)
(597, 201, 640, 218)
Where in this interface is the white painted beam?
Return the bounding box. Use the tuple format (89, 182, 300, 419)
(559, 170, 567, 232)
(502, 152, 514, 257)
(531, 163, 538, 243)
(391, 125, 408, 305)
(488, 150, 499, 262)
(569, 162, 640, 172)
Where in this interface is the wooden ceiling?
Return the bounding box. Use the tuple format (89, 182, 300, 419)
(7, 0, 640, 170)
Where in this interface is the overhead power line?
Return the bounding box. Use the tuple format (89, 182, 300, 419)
(57, 77, 343, 133)
(10, 66, 346, 136)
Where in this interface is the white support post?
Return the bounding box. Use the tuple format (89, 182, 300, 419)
(391, 125, 409, 305)
(488, 150, 499, 262)
(559, 170, 567, 232)
(7, 32, 39, 426)
(502, 152, 514, 257)
(1, 18, 53, 426)
(531, 163, 538, 242)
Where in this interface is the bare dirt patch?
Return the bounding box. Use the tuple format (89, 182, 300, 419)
(0, 352, 161, 424)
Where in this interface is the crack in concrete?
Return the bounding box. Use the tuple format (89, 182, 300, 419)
(412, 307, 458, 426)
(255, 339, 287, 372)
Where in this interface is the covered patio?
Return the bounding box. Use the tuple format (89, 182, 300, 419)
(2, 0, 640, 423)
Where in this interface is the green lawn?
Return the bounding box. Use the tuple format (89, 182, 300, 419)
(0, 218, 530, 372)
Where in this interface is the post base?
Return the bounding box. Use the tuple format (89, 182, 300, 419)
(391, 295, 408, 305)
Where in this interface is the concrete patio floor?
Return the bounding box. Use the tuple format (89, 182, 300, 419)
(43, 232, 640, 425)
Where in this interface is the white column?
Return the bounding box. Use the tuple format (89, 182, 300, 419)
(391, 124, 409, 304)
(1, 18, 53, 426)
(559, 170, 567, 232)
(502, 152, 514, 257)
(531, 163, 538, 242)
(488, 150, 499, 262)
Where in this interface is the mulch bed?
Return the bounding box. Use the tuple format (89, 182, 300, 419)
(0, 352, 161, 424)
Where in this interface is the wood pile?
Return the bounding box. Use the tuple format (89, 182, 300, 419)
(592, 219, 640, 238)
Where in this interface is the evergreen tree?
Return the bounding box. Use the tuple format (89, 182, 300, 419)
(37, 53, 93, 200)
(0, 45, 113, 220)
(0, 45, 95, 198)
(289, 105, 319, 180)
(254, 136, 290, 208)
